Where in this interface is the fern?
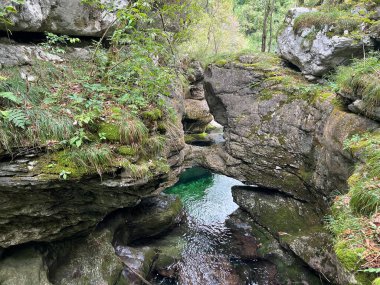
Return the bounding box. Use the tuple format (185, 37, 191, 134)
(0, 92, 22, 105)
(2, 109, 30, 129)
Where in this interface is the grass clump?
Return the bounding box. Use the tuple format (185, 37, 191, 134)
(68, 145, 114, 177)
(345, 132, 380, 216)
(335, 55, 380, 114)
(294, 10, 362, 35)
(328, 132, 380, 283)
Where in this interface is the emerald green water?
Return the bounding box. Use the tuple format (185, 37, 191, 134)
(136, 167, 328, 284)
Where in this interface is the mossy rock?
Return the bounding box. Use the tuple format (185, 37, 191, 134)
(40, 151, 87, 179)
(142, 108, 163, 122)
(335, 240, 365, 271)
(117, 146, 137, 156)
(98, 123, 120, 142)
(184, 132, 208, 144)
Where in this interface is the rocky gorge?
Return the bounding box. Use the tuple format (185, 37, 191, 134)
(0, 0, 379, 284)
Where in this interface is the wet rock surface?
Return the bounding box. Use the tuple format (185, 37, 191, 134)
(226, 209, 326, 285)
(48, 228, 126, 285)
(232, 186, 355, 285)
(115, 194, 184, 244)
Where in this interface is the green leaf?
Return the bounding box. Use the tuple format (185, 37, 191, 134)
(0, 92, 22, 105)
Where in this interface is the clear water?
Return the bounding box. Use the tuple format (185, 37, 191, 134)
(163, 168, 243, 284)
(146, 167, 321, 285)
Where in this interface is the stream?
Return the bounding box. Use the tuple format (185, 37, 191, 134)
(118, 167, 324, 285)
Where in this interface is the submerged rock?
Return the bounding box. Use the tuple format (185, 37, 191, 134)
(115, 246, 157, 285)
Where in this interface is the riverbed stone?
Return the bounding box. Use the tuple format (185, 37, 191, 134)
(49, 229, 127, 285)
(115, 245, 157, 285)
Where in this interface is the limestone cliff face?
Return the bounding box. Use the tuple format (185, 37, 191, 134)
(184, 55, 379, 284)
(188, 55, 378, 203)
(0, 86, 186, 249)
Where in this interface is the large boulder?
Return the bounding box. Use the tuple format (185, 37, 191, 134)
(48, 227, 127, 285)
(226, 210, 326, 285)
(277, 7, 373, 78)
(183, 99, 213, 134)
(232, 185, 356, 285)
(4, 0, 125, 37)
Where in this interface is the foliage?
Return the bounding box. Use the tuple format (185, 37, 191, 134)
(0, 0, 24, 26)
(40, 32, 80, 54)
(178, 0, 248, 60)
(0, 0, 192, 179)
(293, 10, 362, 35)
(233, 0, 294, 51)
(328, 132, 380, 283)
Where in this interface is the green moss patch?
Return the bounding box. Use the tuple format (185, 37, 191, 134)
(98, 123, 121, 142)
(117, 146, 137, 156)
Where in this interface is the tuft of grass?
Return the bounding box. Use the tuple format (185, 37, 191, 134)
(119, 117, 149, 145)
(69, 144, 115, 177)
(346, 132, 380, 216)
(335, 55, 380, 113)
(294, 10, 362, 35)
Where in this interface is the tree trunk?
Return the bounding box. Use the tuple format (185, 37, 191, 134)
(261, 0, 270, 52)
(268, 0, 275, 52)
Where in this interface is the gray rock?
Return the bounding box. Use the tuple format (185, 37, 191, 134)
(115, 194, 183, 244)
(226, 209, 325, 285)
(115, 245, 157, 285)
(186, 82, 205, 100)
(187, 61, 204, 83)
(277, 7, 373, 77)
(348, 99, 380, 121)
(0, 42, 63, 67)
(193, 60, 379, 202)
(232, 186, 355, 285)
(183, 99, 213, 133)
(0, 248, 52, 285)
(49, 227, 127, 285)
(5, 0, 126, 37)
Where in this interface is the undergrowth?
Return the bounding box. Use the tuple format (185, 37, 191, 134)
(327, 132, 380, 284)
(0, 0, 185, 180)
(293, 0, 379, 39)
(335, 54, 380, 114)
